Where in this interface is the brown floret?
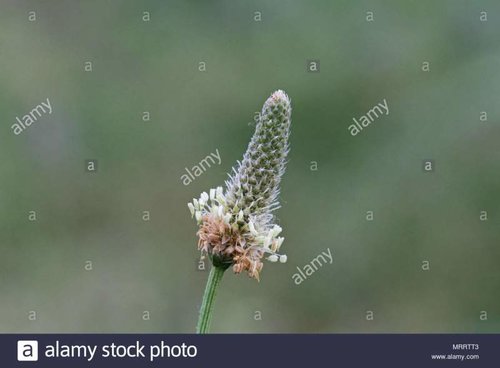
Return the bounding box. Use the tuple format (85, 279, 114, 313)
(197, 214, 264, 280)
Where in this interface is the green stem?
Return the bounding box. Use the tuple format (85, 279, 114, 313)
(196, 266, 225, 333)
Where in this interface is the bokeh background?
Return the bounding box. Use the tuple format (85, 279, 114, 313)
(0, 0, 499, 333)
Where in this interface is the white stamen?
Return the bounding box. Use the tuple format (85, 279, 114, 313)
(271, 225, 282, 237)
(263, 235, 272, 249)
(188, 203, 195, 216)
(275, 237, 284, 251)
(249, 221, 258, 236)
(267, 254, 279, 262)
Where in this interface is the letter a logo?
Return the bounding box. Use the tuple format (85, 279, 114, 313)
(17, 340, 38, 361)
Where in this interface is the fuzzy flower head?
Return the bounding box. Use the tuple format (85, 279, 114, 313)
(188, 90, 291, 280)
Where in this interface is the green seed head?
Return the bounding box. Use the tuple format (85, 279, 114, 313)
(225, 90, 291, 219)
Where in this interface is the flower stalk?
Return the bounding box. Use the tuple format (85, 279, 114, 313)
(196, 266, 225, 334)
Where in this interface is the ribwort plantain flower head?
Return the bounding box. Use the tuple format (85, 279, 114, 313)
(188, 90, 291, 280)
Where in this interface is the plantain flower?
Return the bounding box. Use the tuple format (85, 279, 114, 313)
(188, 90, 292, 281)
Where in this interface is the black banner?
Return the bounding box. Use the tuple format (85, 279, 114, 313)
(5, 334, 498, 367)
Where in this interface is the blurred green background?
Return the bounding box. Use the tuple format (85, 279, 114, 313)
(1, 0, 499, 333)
